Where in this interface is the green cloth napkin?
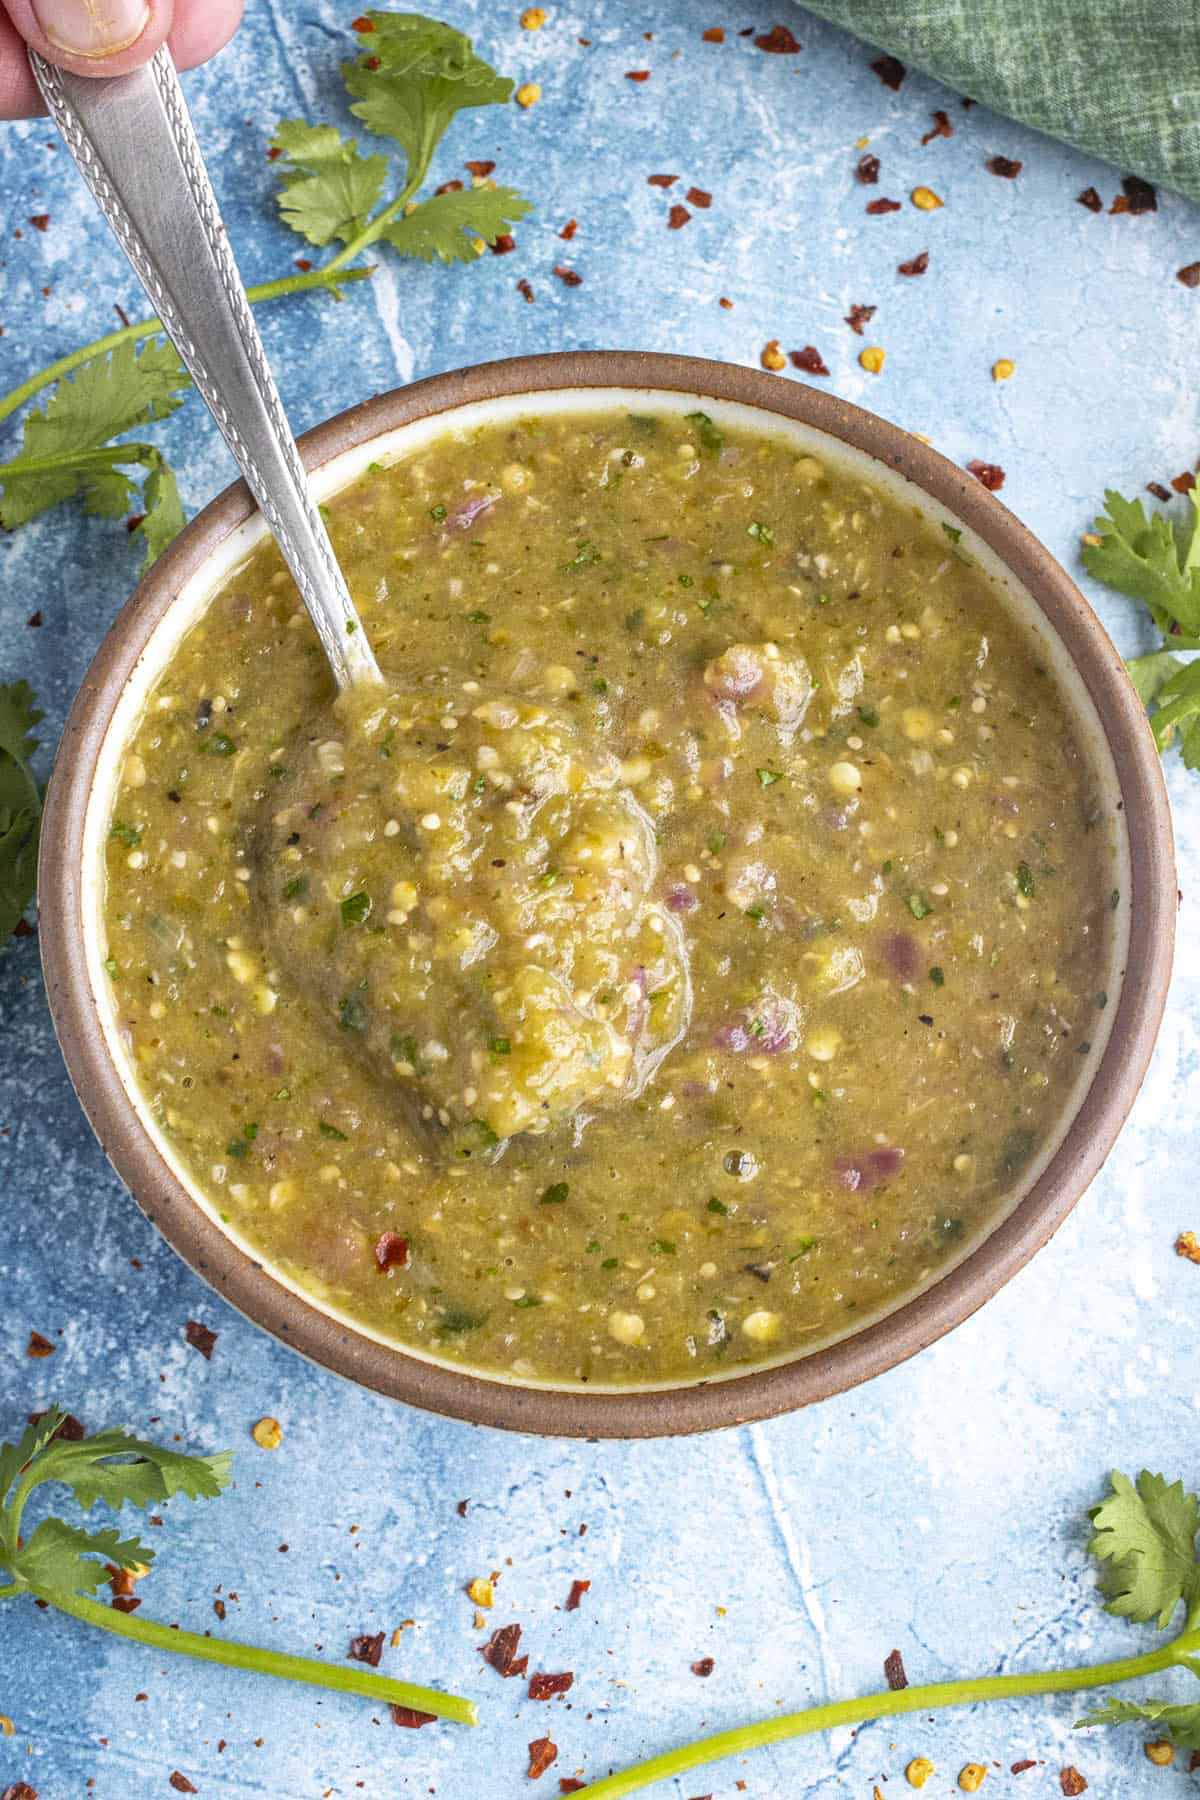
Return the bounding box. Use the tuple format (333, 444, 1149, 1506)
(803, 0, 1200, 203)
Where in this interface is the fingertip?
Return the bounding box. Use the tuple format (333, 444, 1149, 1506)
(0, 0, 174, 82)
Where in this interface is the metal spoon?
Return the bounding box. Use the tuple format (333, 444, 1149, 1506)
(30, 46, 383, 694)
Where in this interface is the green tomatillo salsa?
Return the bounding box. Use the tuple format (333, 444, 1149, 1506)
(102, 409, 1116, 1386)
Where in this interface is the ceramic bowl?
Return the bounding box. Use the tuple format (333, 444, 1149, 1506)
(38, 351, 1176, 1436)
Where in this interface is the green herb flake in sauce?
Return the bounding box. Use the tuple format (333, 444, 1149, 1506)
(929, 966, 946, 987)
(755, 768, 784, 788)
(684, 410, 723, 453)
(540, 1182, 569, 1204)
(109, 820, 142, 847)
(747, 521, 774, 546)
(1016, 861, 1036, 897)
(340, 891, 372, 926)
(907, 893, 934, 919)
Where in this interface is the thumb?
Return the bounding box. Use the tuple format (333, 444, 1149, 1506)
(0, 0, 174, 75)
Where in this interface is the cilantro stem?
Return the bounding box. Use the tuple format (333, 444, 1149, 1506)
(0, 265, 372, 431)
(24, 1586, 477, 1725)
(574, 1639, 1195, 1800)
(322, 176, 423, 276)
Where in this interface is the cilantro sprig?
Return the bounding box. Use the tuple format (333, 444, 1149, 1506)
(0, 1407, 476, 1725)
(1084, 486, 1200, 766)
(572, 1470, 1200, 1798)
(0, 680, 44, 941)
(0, 11, 529, 564)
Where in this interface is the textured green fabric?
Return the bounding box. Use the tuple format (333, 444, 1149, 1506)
(804, 1, 1200, 202)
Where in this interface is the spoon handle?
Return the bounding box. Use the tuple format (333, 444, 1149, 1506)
(30, 46, 382, 693)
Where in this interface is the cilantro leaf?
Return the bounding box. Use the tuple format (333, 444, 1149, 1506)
(0, 679, 43, 941)
(0, 679, 43, 768)
(131, 455, 186, 571)
(1148, 658, 1200, 767)
(1084, 488, 1200, 645)
(1126, 650, 1184, 708)
(1089, 1469, 1200, 1630)
(24, 1425, 233, 1514)
(14, 1517, 153, 1595)
(0, 1408, 63, 1511)
(382, 183, 532, 261)
(1077, 1697, 1200, 1749)
(271, 119, 388, 246)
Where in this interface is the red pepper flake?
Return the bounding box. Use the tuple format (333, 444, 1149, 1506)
(517, 277, 535, 303)
(1172, 470, 1198, 495)
(626, 70, 650, 82)
(986, 155, 1023, 178)
(390, 1705, 436, 1728)
(1059, 1770, 1088, 1796)
(465, 160, 496, 177)
(1011, 1762, 1040, 1775)
(374, 1232, 409, 1271)
(529, 1671, 574, 1700)
(184, 1320, 217, 1360)
(457, 1498, 469, 1516)
(754, 23, 801, 53)
(1118, 174, 1157, 214)
(1147, 480, 1172, 501)
(363, 55, 381, 70)
(719, 296, 733, 309)
(647, 173, 678, 187)
(866, 197, 902, 215)
(351, 15, 374, 29)
(436, 179, 465, 195)
(1190, 1752, 1200, 1772)
(690, 1656, 715, 1676)
(921, 110, 953, 144)
(481, 1622, 529, 1677)
(856, 153, 880, 185)
(967, 459, 1006, 491)
(111, 1594, 142, 1615)
(490, 234, 517, 255)
(560, 1783, 587, 1795)
(844, 302, 877, 335)
(553, 265, 582, 286)
(28, 1409, 82, 1440)
(266, 146, 283, 161)
(1177, 262, 1200, 288)
(1, 1785, 39, 1800)
(559, 219, 578, 240)
(702, 26, 724, 41)
(565, 1579, 591, 1611)
(27, 1330, 54, 1358)
(348, 1632, 385, 1667)
(1076, 186, 1103, 212)
(883, 1647, 908, 1689)
(29, 214, 50, 232)
(13, 918, 35, 937)
(668, 204, 691, 230)
(686, 187, 712, 209)
(294, 258, 312, 271)
(168, 1779, 198, 1796)
(528, 1738, 558, 1780)
(871, 54, 906, 90)
(789, 346, 830, 375)
(125, 513, 145, 533)
(213, 1598, 227, 1620)
(897, 250, 929, 276)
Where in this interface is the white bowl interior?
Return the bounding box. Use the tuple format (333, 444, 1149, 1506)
(81, 387, 1131, 1391)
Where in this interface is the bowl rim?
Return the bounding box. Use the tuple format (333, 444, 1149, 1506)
(38, 348, 1177, 1437)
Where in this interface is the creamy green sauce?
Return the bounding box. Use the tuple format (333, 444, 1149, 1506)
(103, 411, 1115, 1385)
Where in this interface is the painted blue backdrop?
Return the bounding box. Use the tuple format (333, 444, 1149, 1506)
(2, 3, 1199, 1795)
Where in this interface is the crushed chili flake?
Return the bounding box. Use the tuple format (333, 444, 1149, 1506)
(559, 1783, 587, 1795)
(27, 1331, 53, 1358)
(754, 23, 800, 52)
(168, 1779, 198, 1796)
(647, 174, 678, 187)
(294, 257, 312, 271)
(465, 160, 496, 177)
(871, 54, 905, 90)
(553, 265, 582, 286)
(967, 459, 1005, 492)
(921, 110, 953, 144)
(111, 1595, 142, 1615)
(625, 70, 650, 81)
(866, 198, 902, 215)
(845, 302, 877, 335)
(1118, 174, 1157, 213)
(490, 234, 517, 255)
(668, 204, 691, 230)
(349, 1632, 385, 1667)
(1176, 1229, 1200, 1261)
(351, 15, 374, 29)
(2, 1787, 39, 1800)
(1076, 186, 1103, 212)
(1172, 471, 1197, 495)
(1191, 1751, 1200, 1772)
(789, 346, 830, 376)
(1010, 1761, 1039, 1774)
(686, 187, 712, 209)
(883, 1647, 909, 1689)
(457, 1499, 469, 1516)
(390, 1705, 435, 1728)
(719, 296, 733, 309)
(481, 1622, 529, 1677)
(125, 513, 145, 532)
(517, 278, 535, 303)
(1178, 262, 1200, 288)
(897, 250, 929, 277)
(559, 219, 578, 239)
(213, 1598, 227, 1621)
(1059, 1770, 1088, 1796)
(363, 55, 381, 70)
(436, 179, 464, 194)
(184, 1320, 217, 1360)
(529, 1671, 574, 1700)
(856, 153, 881, 185)
(28, 1409, 83, 1441)
(986, 155, 1023, 178)
(528, 1738, 558, 1780)
(29, 215, 50, 232)
(702, 26, 724, 41)
(374, 1232, 409, 1271)
(690, 1656, 715, 1676)
(266, 145, 283, 160)
(566, 1579, 591, 1611)
(1147, 480, 1172, 501)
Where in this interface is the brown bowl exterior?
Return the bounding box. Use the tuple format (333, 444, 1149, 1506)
(38, 351, 1177, 1436)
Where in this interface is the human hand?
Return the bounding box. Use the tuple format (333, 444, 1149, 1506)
(0, 0, 243, 118)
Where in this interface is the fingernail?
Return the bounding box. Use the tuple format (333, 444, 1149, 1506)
(32, 0, 151, 59)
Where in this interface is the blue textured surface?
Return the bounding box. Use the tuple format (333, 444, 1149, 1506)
(2, 5, 1200, 1796)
